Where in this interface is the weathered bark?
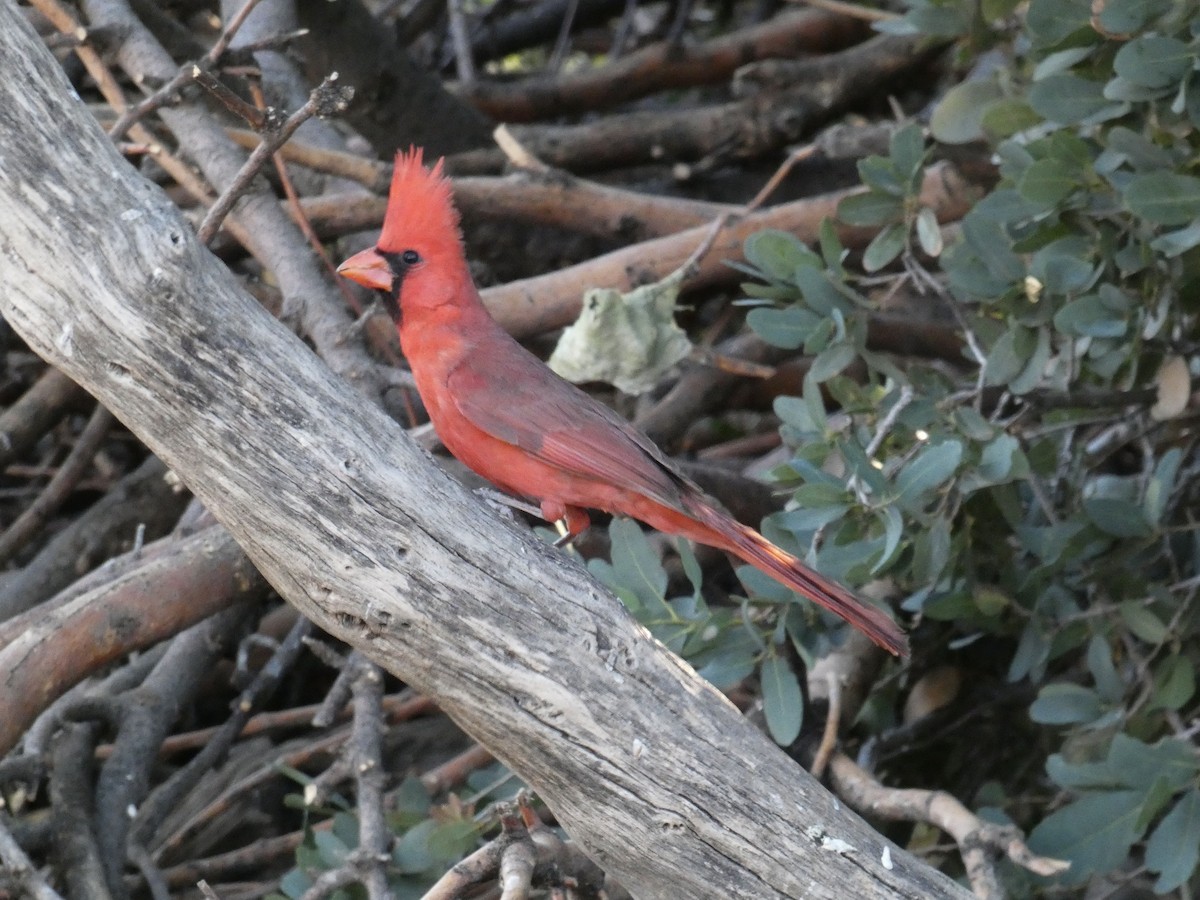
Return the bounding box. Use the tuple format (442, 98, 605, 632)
(0, 9, 968, 899)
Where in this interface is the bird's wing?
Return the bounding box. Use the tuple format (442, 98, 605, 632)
(446, 344, 690, 508)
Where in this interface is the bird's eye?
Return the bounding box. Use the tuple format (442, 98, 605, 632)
(401, 249, 421, 266)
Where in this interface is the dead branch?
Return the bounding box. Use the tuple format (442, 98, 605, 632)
(0, 368, 88, 471)
(449, 33, 944, 174)
(483, 162, 978, 339)
(460, 10, 868, 122)
(0, 457, 191, 623)
(0, 527, 267, 757)
(828, 753, 1069, 898)
(0, 405, 114, 565)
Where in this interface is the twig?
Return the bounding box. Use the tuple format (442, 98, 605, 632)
(809, 671, 841, 778)
(130, 617, 314, 849)
(421, 743, 496, 794)
(0, 814, 64, 900)
(128, 842, 172, 900)
(244, 81, 362, 312)
(107, 0, 268, 141)
(828, 752, 1069, 898)
(448, 0, 477, 85)
(350, 657, 391, 898)
(493, 124, 550, 172)
(192, 66, 266, 129)
(208, 0, 268, 62)
(497, 806, 537, 900)
(744, 145, 818, 212)
(95, 691, 431, 759)
(548, 0, 581, 71)
(0, 405, 114, 565)
(225, 128, 389, 190)
(864, 384, 914, 460)
(197, 74, 353, 244)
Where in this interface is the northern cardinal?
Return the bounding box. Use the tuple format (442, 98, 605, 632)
(338, 149, 908, 657)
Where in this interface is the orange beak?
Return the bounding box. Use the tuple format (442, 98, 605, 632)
(336, 247, 392, 291)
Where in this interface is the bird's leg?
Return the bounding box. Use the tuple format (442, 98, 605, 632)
(541, 500, 591, 548)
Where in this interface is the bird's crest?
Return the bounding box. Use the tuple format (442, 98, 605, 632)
(379, 147, 462, 253)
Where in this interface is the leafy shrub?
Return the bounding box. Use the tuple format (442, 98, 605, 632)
(708, 0, 1200, 890)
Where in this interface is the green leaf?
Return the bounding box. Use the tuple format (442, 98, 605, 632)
(1087, 635, 1123, 703)
(1124, 172, 1200, 226)
(744, 230, 820, 281)
(962, 205, 1025, 279)
(1054, 295, 1128, 338)
(391, 776, 432, 826)
(747, 306, 822, 350)
(676, 538, 704, 597)
(1019, 158, 1078, 206)
(278, 869, 314, 899)
(818, 217, 846, 273)
(979, 433, 1024, 484)
(857, 155, 906, 196)
(808, 342, 857, 382)
(1151, 655, 1196, 710)
(1120, 601, 1169, 644)
(1113, 36, 1193, 89)
(1025, 0, 1092, 46)
(606, 518, 668, 611)
(1033, 46, 1095, 80)
(693, 630, 758, 690)
(930, 79, 1004, 144)
(985, 326, 1034, 386)
(1028, 790, 1145, 885)
(1109, 735, 1200, 792)
(427, 820, 479, 861)
(794, 267, 853, 317)
(1143, 447, 1182, 525)
(889, 122, 926, 181)
(802, 371, 828, 431)
(1029, 74, 1114, 123)
(1146, 789, 1200, 892)
(974, 586, 1011, 617)
(873, 505, 904, 574)
(981, 0, 1021, 19)
(1009, 622, 1051, 682)
(1083, 497, 1151, 538)
(1097, 0, 1172, 33)
(896, 439, 963, 508)
(862, 222, 907, 272)
(1046, 754, 1119, 790)
(774, 395, 818, 433)
(1150, 220, 1200, 257)
(1009, 326, 1051, 395)
(915, 206, 943, 257)
(838, 190, 904, 227)
(1030, 682, 1102, 724)
(760, 653, 803, 745)
(981, 99, 1042, 140)
(910, 511, 952, 588)
(313, 830, 351, 868)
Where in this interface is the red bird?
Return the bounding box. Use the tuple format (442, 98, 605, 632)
(338, 149, 908, 657)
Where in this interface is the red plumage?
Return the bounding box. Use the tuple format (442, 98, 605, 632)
(338, 148, 908, 657)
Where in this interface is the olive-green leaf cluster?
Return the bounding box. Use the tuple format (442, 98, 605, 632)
(732, 0, 1200, 891)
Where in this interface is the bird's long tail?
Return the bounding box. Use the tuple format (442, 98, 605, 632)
(689, 502, 909, 657)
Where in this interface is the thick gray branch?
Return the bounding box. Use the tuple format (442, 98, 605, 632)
(0, 9, 966, 899)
